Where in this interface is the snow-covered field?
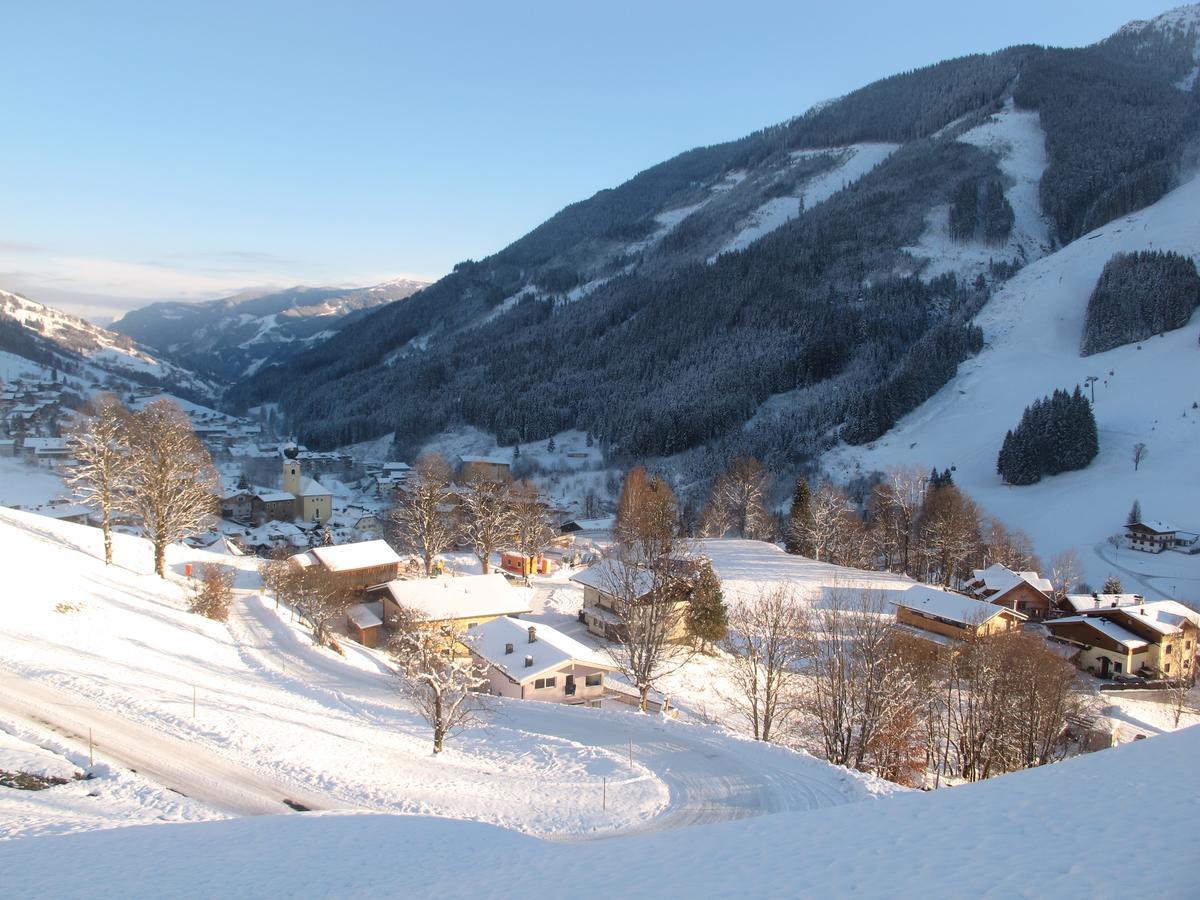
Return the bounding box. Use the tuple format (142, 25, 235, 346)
(827, 172, 1200, 593)
(3, 720, 1196, 899)
(0, 508, 891, 844)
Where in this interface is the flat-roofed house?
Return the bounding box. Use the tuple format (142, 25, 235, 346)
(372, 572, 532, 634)
(891, 585, 1026, 646)
(467, 618, 616, 706)
(289, 540, 404, 592)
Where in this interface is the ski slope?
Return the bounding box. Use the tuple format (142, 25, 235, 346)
(0, 508, 890, 841)
(827, 173, 1200, 594)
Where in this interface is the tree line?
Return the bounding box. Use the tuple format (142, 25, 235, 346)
(997, 386, 1098, 485)
(1081, 250, 1200, 356)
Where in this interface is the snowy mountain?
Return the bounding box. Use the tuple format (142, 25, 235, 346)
(233, 8, 1200, 477)
(825, 171, 1200, 594)
(0, 288, 222, 400)
(111, 277, 429, 381)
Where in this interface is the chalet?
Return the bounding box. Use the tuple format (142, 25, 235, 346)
(457, 455, 512, 484)
(371, 573, 532, 633)
(570, 558, 692, 643)
(251, 489, 299, 525)
(21, 437, 72, 466)
(1125, 521, 1179, 554)
(1046, 600, 1199, 680)
(467, 618, 616, 707)
(1059, 592, 1146, 616)
(966, 563, 1054, 620)
(289, 540, 404, 592)
(891, 585, 1026, 646)
(220, 489, 254, 523)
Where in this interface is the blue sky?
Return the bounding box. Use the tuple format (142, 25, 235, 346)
(0, 0, 1176, 320)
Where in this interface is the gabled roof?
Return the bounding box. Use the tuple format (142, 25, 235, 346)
(378, 573, 532, 622)
(458, 454, 511, 466)
(293, 540, 402, 573)
(1047, 616, 1150, 650)
(891, 585, 1025, 627)
(569, 559, 655, 598)
(970, 563, 1052, 596)
(297, 476, 331, 498)
(1062, 593, 1145, 613)
(1104, 601, 1200, 636)
(1128, 520, 1177, 534)
(467, 617, 614, 682)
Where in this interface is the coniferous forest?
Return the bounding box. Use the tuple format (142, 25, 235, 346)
(997, 387, 1099, 485)
(228, 19, 1200, 490)
(1080, 250, 1200, 356)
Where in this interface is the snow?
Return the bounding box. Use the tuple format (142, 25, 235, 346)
(468, 617, 613, 681)
(716, 143, 899, 257)
(0, 457, 68, 509)
(971, 562, 1053, 594)
(891, 584, 1018, 626)
(826, 171, 1200, 594)
(695, 538, 917, 605)
(0, 508, 891, 843)
(904, 99, 1052, 282)
(299, 539, 402, 572)
(2, 723, 1197, 898)
(379, 573, 533, 622)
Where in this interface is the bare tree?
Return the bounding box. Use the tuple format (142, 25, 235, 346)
(805, 484, 870, 567)
(916, 484, 982, 588)
(388, 612, 489, 754)
(1169, 671, 1195, 728)
(458, 475, 515, 574)
(1049, 549, 1082, 603)
(701, 457, 774, 540)
(723, 585, 807, 742)
(603, 550, 694, 712)
(510, 480, 555, 567)
(390, 453, 456, 576)
(64, 395, 130, 566)
(189, 563, 235, 622)
(123, 399, 219, 577)
(981, 518, 1042, 573)
(800, 591, 929, 779)
(866, 466, 927, 575)
(273, 564, 355, 651)
(1132, 442, 1148, 471)
(614, 467, 677, 559)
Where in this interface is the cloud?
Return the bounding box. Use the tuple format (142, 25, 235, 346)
(0, 240, 47, 254)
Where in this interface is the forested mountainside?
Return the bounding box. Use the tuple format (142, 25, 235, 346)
(0, 289, 222, 401)
(232, 9, 1200, 485)
(111, 278, 428, 381)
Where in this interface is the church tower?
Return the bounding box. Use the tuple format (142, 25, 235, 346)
(282, 452, 301, 498)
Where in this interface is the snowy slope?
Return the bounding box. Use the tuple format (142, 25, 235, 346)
(0, 508, 890, 840)
(904, 99, 1053, 282)
(826, 173, 1200, 594)
(2, 723, 1196, 898)
(0, 289, 221, 398)
(717, 143, 899, 257)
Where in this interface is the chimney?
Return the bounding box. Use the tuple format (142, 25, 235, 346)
(505, 642, 513, 655)
(524, 655, 533, 668)
(528, 626, 537, 644)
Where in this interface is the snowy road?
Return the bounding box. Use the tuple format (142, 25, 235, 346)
(0, 673, 330, 816)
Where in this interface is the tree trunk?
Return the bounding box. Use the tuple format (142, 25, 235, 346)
(423, 550, 434, 577)
(154, 537, 167, 577)
(102, 509, 113, 566)
(638, 683, 650, 713)
(479, 553, 490, 575)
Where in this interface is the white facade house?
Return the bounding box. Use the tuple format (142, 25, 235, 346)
(467, 617, 616, 706)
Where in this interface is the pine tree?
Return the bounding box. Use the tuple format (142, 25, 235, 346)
(684, 561, 728, 653)
(1126, 499, 1142, 525)
(785, 477, 815, 556)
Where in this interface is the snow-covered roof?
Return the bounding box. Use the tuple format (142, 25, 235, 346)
(1128, 520, 1177, 534)
(1062, 593, 1145, 613)
(1048, 616, 1150, 650)
(294, 540, 402, 573)
(378, 573, 532, 622)
(255, 490, 295, 504)
(467, 616, 614, 682)
(297, 476, 331, 498)
(560, 517, 615, 533)
(1109, 601, 1200, 635)
(891, 585, 1023, 627)
(22, 437, 69, 451)
(37, 504, 91, 520)
(970, 563, 1052, 595)
(570, 559, 654, 598)
(347, 603, 383, 630)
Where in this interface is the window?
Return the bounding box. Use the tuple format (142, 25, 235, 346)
(585, 674, 602, 687)
(466, 622, 477, 629)
(534, 678, 545, 689)
(545, 677, 556, 689)
(1165, 662, 1172, 674)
